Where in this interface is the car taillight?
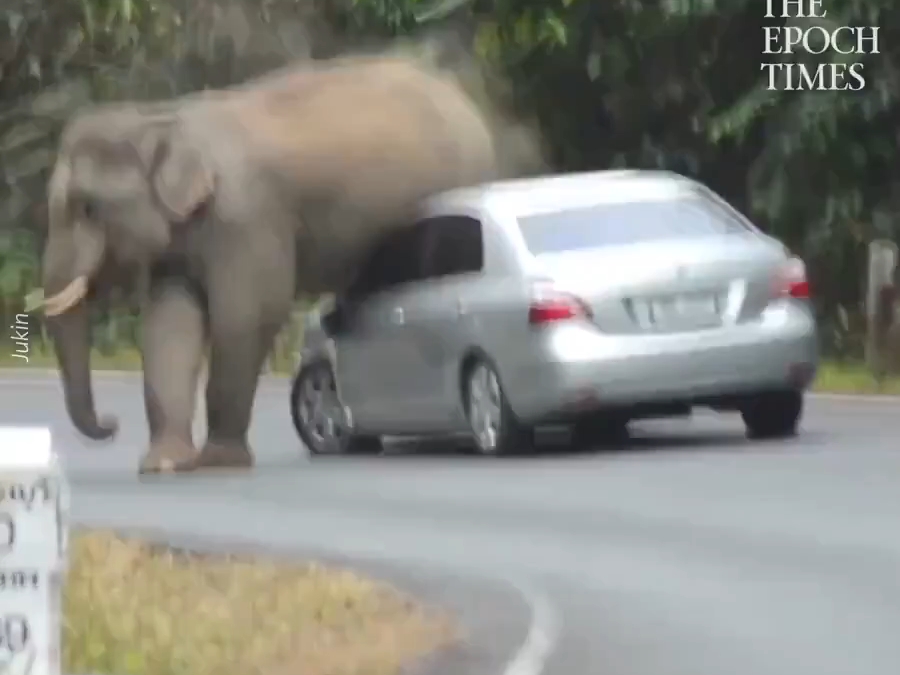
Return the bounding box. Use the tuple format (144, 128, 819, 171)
(773, 257, 810, 299)
(528, 287, 592, 325)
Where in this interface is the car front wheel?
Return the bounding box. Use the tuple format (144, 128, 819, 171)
(741, 390, 803, 440)
(290, 359, 382, 455)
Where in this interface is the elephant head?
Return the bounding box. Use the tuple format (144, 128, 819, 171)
(41, 104, 214, 440)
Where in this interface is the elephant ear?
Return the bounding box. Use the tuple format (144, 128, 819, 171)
(148, 125, 213, 222)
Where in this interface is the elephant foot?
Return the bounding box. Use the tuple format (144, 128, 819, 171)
(191, 439, 255, 471)
(139, 437, 199, 475)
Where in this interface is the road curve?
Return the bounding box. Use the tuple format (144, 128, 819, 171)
(2, 371, 900, 675)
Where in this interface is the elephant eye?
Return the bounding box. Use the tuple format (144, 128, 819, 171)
(76, 197, 99, 221)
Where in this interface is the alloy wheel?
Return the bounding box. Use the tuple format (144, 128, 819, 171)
(466, 363, 504, 454)
(296, 365, 348, 453)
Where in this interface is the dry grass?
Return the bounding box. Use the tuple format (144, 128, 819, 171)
(64, 532, 455, 675)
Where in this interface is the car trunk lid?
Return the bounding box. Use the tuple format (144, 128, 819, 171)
(528, 236, 786, 335)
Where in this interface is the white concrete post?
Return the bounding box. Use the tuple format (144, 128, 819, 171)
(0, 428, 67, 675)
(866, 240, 897, 320)
(865, 239, 898, 383)
(193, 361, 208, 444)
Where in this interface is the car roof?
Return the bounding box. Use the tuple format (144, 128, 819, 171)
(424, 170, 702, 217)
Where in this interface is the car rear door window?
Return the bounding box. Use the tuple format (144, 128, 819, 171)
(517, 196, 751, 254)
(345, 224, 429, 300)
(421, 216, 485, 279)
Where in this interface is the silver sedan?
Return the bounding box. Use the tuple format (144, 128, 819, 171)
(290, 170, 818, 455)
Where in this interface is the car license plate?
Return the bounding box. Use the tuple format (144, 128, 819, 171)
(634, 293, 719, 327)
(669, 293, 718, 317)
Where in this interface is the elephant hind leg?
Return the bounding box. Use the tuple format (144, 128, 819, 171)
(139, 279, 207, 474)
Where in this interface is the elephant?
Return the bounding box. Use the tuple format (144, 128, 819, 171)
(39, 53, 499, 473)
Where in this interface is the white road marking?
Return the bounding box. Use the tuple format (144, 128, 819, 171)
(502, 579, 560, 675)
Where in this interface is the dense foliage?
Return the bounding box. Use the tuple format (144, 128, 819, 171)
(2, 0, 898, 359)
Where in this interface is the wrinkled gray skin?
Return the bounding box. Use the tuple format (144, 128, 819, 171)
(41, 54, 498, 473)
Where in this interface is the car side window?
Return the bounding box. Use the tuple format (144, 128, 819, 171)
(421, 216, 485, 280)
(385, 225, 429, 287)
(345, 223, 428, 301)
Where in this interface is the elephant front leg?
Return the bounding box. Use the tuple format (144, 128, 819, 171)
(139, 280, 207, 474)
(191, 315, 284, 469)
(190, 227, 295, 470)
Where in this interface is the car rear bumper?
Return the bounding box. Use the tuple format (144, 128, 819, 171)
(502, 301, 818, 422)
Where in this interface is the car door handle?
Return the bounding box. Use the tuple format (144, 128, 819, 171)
(456, 299, 467, 316)
(390, 306, 405, 325)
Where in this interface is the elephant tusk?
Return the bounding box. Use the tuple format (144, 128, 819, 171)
(43, 276, 89, 316)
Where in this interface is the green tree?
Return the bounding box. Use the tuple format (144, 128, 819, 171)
(5, 0, 900, 359)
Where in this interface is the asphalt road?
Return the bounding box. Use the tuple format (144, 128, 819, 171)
(2, 372, 900, 675)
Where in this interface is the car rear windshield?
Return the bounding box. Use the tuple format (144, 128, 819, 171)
(516, 196, 751, 254)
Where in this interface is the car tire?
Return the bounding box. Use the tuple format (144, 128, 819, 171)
(290, 359, 383, 456)
(462, 358, 532, 456)
(741, 390, 803, 440)
(572, 414, 630, 448)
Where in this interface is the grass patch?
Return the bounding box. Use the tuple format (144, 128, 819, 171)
(0, 346, 296, 374)
(813, 361, 900, 395)
(64, 532, 455, 675)
(0, 346, 145, 370)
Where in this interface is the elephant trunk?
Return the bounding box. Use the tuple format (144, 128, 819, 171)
(46, 303, 118, 440)
(42, 161, 118, 440)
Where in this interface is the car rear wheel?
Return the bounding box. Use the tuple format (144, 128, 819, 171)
(463, 359, 532, 455)
(741, 390, 803, 440)
(290, 359, 383, 455)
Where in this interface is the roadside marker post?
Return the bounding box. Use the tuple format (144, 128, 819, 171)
(0, 428, 68, 675)
(866, 239, 899, 384)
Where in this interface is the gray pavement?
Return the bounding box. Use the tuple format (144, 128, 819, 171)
(1, 371, 899, 675)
